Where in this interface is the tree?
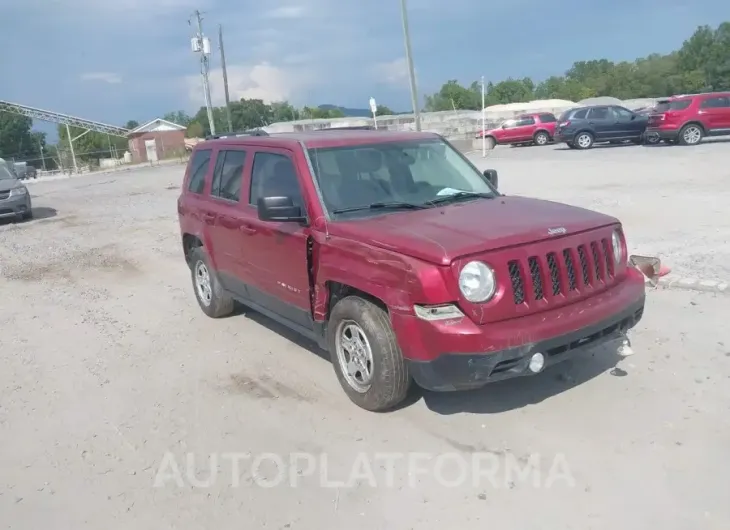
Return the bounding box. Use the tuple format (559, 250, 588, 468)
(125, 120, 139, 130)
(162, 111, 192, 127)
(375, 105, 394, 115)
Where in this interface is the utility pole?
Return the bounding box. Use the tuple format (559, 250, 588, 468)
(400, 0, 421, 131)
(66, 124, 77, 174)
(191, 10, 216, 136)
(219, 24, 233, 133)
(481, 76, 486, 158)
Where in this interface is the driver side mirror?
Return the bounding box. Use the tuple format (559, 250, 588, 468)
(258, 196, 306, 223)
(483, 169, 498, 190)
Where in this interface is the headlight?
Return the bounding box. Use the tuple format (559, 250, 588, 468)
(612, 229, 624, 265)
(9, 186, 27, 197)
(459, 261, 496, 302)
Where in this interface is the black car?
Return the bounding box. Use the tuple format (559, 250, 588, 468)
(554, 105, 650, 149)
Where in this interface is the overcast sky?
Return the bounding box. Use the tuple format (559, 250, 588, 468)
(1, 0, 729, 130)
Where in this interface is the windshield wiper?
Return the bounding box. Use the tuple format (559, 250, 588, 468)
(429, 191, 494, 205)
(332, 201, 428, 214)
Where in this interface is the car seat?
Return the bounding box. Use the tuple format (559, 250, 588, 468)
(261, 159, 303, 207)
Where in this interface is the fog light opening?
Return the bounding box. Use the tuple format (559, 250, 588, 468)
(528, 352, 545, 373)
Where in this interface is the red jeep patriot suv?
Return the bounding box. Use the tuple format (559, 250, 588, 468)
(178, 130, 646, 411)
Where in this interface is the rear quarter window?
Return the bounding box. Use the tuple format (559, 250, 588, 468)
(187, 149, 212, 194)
(655, 99, 692, 112)
(538, 113, 556, 123)
(572, 109, 588, 119)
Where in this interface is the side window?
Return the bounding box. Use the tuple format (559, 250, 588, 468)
(516, 116, 535, 126)
(588, 107, 609, 120)
(211, 150, 247, 202)
(250, 152, 304, 208)
(539, 113, 556, 123)
(612, 107, 633, 120)
(501, 119, 517, 129)
(187, 149, 212, 194)
(573, 109, 588, 119)
(701, 97, 730, 108)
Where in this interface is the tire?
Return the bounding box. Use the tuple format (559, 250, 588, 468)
(485, 137, 496, 150)
(574, 132, 594, 149)
(533, 131, 549, 146)
(566, 142, 576, 149)
(188, 246, 234, 318)
(23, 210, 33, 220)
(327, 296, 410, 411)
(678, 124, 703, 146)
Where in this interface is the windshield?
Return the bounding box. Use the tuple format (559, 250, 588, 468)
(0, 162, 16, 180)
(307, 138, 496, 218)
(655, 99, 692, 112)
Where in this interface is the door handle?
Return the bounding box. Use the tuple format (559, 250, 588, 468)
(202, 212, 215, 222)
(239, 224, 257, 234)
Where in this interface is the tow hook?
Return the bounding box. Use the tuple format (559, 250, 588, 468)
(617, 334, 634, 357)
(629, 255, 670, 287)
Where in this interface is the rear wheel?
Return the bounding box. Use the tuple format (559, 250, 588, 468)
(566, 142, 576, 149)
(534, 131, 549, 146)
(485, 137, 496, 150)
(328, 296, 410, 411)
(678, 124, 703, 146)
(574, 132, 594, 149)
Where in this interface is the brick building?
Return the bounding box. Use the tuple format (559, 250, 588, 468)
(127, 119, 187, 163)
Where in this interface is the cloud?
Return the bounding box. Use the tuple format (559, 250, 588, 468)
(372, 58, 410, 86)
(186, 62, 312, 105)
(80, 72, 123, 84)
(264, 5, 307, 19)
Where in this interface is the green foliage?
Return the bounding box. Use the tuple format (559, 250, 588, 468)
(375, 105, 394, 116)
(56, 125, 128, 165)
(424, 21, 730, 111)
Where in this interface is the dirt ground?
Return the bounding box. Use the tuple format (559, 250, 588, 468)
(1, 143, 729, 529)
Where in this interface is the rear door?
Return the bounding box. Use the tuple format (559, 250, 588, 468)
(699, 96, 730, 134)
(239, 148, 314, 331)
(587, 106, 617, 140)
(205, 146, 251, 297)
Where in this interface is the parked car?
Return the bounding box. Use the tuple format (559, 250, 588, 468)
(554, 105, 649, 149)
(476, 113, 557, 148)
(0, 162, 32, 221)
(178, 130, 648, 411)
(645, 92, 730, 145)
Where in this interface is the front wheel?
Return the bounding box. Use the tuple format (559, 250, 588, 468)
(328, 296, 410, 411)
(678, 124, 703, 146)
(574, 132, 594, 149)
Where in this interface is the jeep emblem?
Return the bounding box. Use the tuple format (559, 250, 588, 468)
(547, 227, 567, 236)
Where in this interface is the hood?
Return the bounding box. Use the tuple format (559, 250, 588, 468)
(330, 196, 617, 265)
(0, 178, 20, 192)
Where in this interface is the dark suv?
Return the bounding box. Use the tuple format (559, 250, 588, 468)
(178, 130, 649, 410)
(646, 92, 730, 145)
(554, 105, 649, 149)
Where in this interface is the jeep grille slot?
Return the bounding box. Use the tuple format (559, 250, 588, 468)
(528, 257, 544, 300)
(601, 238, 614, 278)
(547, 253, 561, 295)
(507, 260, 525, 304)
(577, 245, 591, 285)
(563, 249, 577, 291)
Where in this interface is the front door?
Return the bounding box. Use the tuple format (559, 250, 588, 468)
(611, 106, 643, 139)
(239, 148, 313, 331)
(699, 96, 730, 134)
(205, 146, 251, 298)
(586, 106, 617, 140)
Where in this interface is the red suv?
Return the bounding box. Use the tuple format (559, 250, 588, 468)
(178, 130, 648, 411)
(646, 92, 730, 145)
(476, 113, 557, 148)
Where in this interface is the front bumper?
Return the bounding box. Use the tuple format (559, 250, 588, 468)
(393, 267, 647, 391)
(0, 191, 31, 219)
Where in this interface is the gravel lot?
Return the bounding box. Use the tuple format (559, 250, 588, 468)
(1, 145, 729, 529)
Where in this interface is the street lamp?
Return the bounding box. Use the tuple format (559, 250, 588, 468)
(400, 0, 421, 131)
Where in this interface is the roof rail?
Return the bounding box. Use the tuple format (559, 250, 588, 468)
(206, 129, 270, 139)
